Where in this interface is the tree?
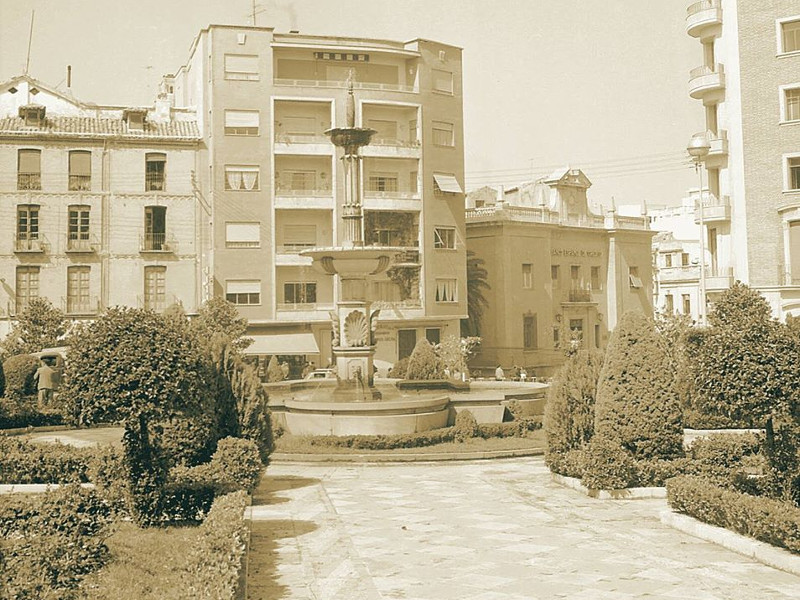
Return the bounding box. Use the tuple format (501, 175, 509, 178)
(191, 297, 252, 353)
(60, 307, 212, 526)
(654, 310, 697, 421)
(594, 311, 683, 460)
(0, 298, 68, 357)
(461, 250, 490, 336)
(405, 338, 444, 380)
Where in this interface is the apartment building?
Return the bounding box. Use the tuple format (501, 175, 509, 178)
(686, 1, 800, 317)
(0, 75, 204, 340)
(465, 169, 653, 377)
(169, 26, 467, 366)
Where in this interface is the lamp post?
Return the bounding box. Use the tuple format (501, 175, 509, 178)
(687, 132, 710, 326)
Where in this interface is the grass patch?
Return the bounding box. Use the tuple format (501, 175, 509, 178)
(275, 429, 545, 455)
(81, 521, 201, 600)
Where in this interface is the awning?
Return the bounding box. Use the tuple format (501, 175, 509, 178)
(244, 333, 320, 355)
(433, 173, 463, 194)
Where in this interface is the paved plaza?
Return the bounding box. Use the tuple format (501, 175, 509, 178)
(245, 457, 800, 599)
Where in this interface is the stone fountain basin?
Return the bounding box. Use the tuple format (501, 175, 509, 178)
(300, 246, 405, 276)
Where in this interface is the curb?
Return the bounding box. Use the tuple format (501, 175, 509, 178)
(0, 483, 96, 495)
(660, 510, 800, 576)
(270, 446, 544, 464)
(551, 473, 667, 499)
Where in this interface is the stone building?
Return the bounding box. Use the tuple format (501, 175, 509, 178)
(465, 169, 653, 377)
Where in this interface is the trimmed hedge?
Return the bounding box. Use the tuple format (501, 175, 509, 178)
(581, 437, 637, 490)
(0, 436, 94, 484)
(180, 491, 249, 600)
(173, 437, 263, 495)
(667, 475, 800, 554)
(405, 339, 444, 380)
(0, 397, 64, 429)
(2, 354, 39, 401)
(454, 410, 479, 442)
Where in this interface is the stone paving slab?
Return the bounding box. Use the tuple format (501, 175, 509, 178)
(244, 458, 800, 599)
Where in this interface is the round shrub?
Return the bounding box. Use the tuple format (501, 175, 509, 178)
(2, 354, 39, 401)
(594, 311, 683, 460)
(159, 416, 218, 467)
(266, 355, 284, 383)
(454, 410, 479, 443)
(389, 356, 409, 379)
(405, 338, 444, 381)
(581, 437, 637, 490)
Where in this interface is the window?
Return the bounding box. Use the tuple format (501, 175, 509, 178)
(682, 294, 691, 315)
(368, 173, 398, 192)
(551, 265, 560, 286)
(144, 206, 167, 251)
(665, 253, 673, 268)
(432, 173, 462, 195)
(18, 149, 41, 190)
(432, 121, 454, 147)
(69, 151, 91, 191)
(594, 324, 601, 349)
(15, 266, 39, 313)
(67, 205, 91, 250)
(284, 282, 317, 305)
(553, 326, 560, 349)
(225, 165, 260, 191)
(681, 252, 690, 266)
(373, 229, 400, 246)
(629, 266, 643, 289)
(410, 171, 418, 193)
(67, 266, 91, 314)
(224, 110, 259, 135)
(665, 294, 674, 314)
(398, 329, 417, 360)
(523, 314, 538, 349)
(434, 227, 456, 249)
(224, 54, 259, 80)
(283, 224, 317, 250)
(432, 69, 454, 94)
(17, 205, 39, 241)
(789, 156, 800, 190)
(435, 279, 457, 302)
(425, 328, 441, 345)
(144, 266, 166, 311)
(785, 88, 800, 122)
(570, 265, 580, 283)
(225, 222, 260, 248)
(279, 170, 316, 192)
(145, 153, 166, 191)
(781, 19, 800, 53)
(591, 266, 600, 290)
(368, 119, 398, 144)
(226, 280, 261, 305)
(569, 319, 584, 341)
(522, 263, 533, 289)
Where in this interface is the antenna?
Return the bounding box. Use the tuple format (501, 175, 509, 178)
(24, 10, 35, 75)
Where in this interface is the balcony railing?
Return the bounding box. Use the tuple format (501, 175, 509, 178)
(69, 175, 91, 191)
(371, 137, 420, 148)
(17, 173, 41, 190)
(686, 0, 722, 38)
(274, 133, 330, 144)
(274, 186, 332, 197)
(363, 189, 418, 199)
(140, 233, 174, 252)
(694, 194, 731, 223)
(689, 64, 725, 99)
(273, 78, 416, 93)
(394, 249, 421, 265)
(66, 234, 100, 253)
(64, 296, 100, 315)
(14, 235, 49, 253)
(276, 302, 334, 311)
(277, 243, 319, 254)
(567, 288, 593, 303)
(145, 173, 166, 192)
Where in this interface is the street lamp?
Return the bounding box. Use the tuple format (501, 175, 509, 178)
(687, 132, 710, 326)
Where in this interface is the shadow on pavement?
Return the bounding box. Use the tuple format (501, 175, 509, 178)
(252, 475, 320, 505)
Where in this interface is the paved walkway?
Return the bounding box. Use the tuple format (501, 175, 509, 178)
(245, 458, 800, 599)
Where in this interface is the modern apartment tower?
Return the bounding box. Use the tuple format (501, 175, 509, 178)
(686, 1, 800, 317)
(169, 26, 467, 365)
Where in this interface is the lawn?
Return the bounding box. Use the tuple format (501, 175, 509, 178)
(23, 426, 124, 448)
(274, 429, 545, 455)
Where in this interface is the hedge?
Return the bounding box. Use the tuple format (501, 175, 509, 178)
(0, 436, 95, 484)
(180, 491, 249, 600)
(172, 437, 263, 495)
(667, 475, 800, 554)
(2, 354, 39, 401)
(0, 397, 64, 429)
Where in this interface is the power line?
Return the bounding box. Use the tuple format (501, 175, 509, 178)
(464, 151, 686, 176)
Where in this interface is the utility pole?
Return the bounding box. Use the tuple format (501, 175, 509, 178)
(25, 11, 35, 75)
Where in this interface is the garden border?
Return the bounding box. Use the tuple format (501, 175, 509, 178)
(551, 472, 667, 499)
(271, 447, 543, 463)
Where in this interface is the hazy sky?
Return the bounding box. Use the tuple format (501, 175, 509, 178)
(0, 0, 703, 208)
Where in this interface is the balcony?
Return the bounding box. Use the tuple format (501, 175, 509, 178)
(694, 194, 731, 223)
(273, 133, 333, 155)
(140, 233, 175, 253)
(17, 173, 41, 190)
(64, 297, 100, 316)
(705, 266, 734, 290)
(69, 175, 92, 192)
(704, 130, 729, 167)
(66, 234, 100, 253)
(14, 235, 49, 253)
(686, 0, 722, 38)
(273, 78, 416, 93)
(567, 288, 594, 303)
(689, 64, 725, 100)
(145, 173, 166, 192)
(658, 265, 700, 283)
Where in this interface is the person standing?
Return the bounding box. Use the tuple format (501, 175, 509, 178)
(495, 365, 505, 381)
(34, 358, 56, 406)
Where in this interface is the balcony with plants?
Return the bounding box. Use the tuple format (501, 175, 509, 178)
(273, 100, 333, 154)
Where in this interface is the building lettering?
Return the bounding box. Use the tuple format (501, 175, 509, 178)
(551, 248, 602, 258)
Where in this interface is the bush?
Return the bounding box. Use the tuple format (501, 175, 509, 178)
(594, 311, 683, 460)
(667, 475, 800, 554)
(172, 437, 263, 497)
(454, 410, 479, 443)
(266, 355, 284, 383)
(158, 416, 218, 468)
(86, 445, 128, 516)
(0, 359, 4, 398)
(544, 347, 604, 468)
(0, 436, 93, 484)
(389, 356, 409, 379)
(633, 457, 691, 487)
(686, 433, 761, 484)
(581, 437, 637, 490)
(548, 448, 587, 479)
(478, 417, 542, 439)
(159, 481, 218, 523)
(405, 339, 444, 380)
(2, 354, 39, 401)
(180, 491, 249, 600)
(0, 397, 64, 429)
(0, 485, 112, 599)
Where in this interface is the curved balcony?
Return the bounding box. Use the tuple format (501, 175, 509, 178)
(686, 0, 722, 38)
(689, 64, 725, 100)
(694, 194, 730, 224)
(704, 130, 729, 167)
(705, 266, 734, 291)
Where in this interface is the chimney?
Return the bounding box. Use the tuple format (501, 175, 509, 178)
(496, 184, 505, 205)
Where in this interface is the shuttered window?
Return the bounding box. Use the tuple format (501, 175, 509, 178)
(224, 110, 259, 135)
(283, 224, 317, 250)
(225, 222, 260, 248)
(226, 280, 261, 305)
(225, 55, 259, 80)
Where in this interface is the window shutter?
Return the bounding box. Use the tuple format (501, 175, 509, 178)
(226, 223, 260, 243)
(284, 224, 317, 245)
(225, 55, 258, 73)
(69, 151, 91, 176)
(18, 150, 41, 173)
(225, 111, 259, 127)
(226, 280, 260, 295)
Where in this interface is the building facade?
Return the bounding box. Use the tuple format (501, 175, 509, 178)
(465, 169, 653, 377)
(0, 75, 204, 340)
(686, 0, 800, 317)
(169, 26, 467, 366)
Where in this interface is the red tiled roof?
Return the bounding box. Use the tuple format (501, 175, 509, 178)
(0, 116, 200, 141)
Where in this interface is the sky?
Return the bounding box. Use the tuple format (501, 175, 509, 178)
(0, 0, 704, 209)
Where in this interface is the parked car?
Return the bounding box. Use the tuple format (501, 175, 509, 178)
(304, 368, 337, 380)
